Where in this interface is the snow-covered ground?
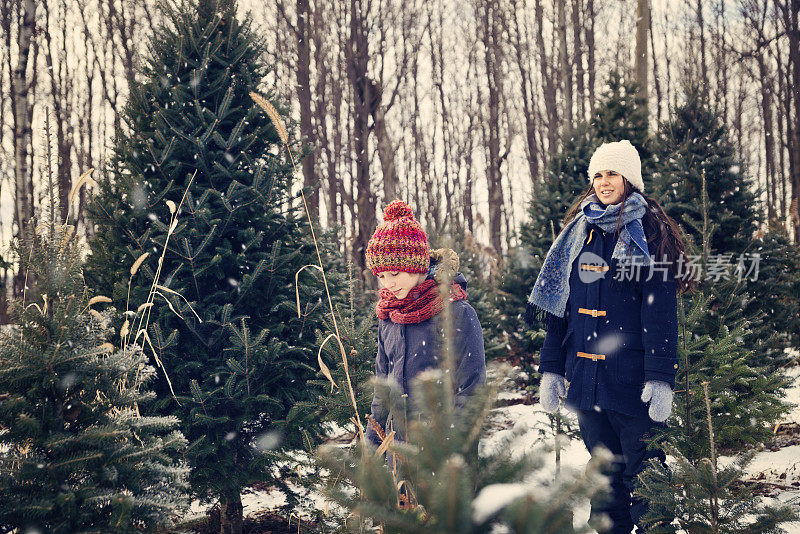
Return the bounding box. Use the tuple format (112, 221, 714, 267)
(185, 363, 800, 532)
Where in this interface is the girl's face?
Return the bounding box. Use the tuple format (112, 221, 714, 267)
(592, 169, 626, 205)
(377, 271, 427, 299)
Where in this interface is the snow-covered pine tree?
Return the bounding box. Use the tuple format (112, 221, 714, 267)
(650, 86, 758, 256)
(650, 86, 800, 369)
(0, 224, 188, 533)
(317, 366, 611, 534)
(662, 170, 790, 456)
(635, 383, 797, 533)
(83, 0, 329, 531)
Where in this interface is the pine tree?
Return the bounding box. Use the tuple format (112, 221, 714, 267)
(666, 292, 789, 458)
(83, 0, 330, 530)
(650, 86, 758, 256)
(634, 174, 793, 533)
(734, 227, 800, 368)
(664, 172, 789, 457)
(0, 224, 188, 533)
(651, 88, 799, 368)
(317, 367, 610, 533)
(635, 384, 797, 533)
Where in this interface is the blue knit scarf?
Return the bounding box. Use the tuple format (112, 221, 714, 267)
(524, 191, 652, 328)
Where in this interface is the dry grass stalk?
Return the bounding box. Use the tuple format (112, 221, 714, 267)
(121, 170, 198, 403)
(67, 168, 97, 223)
(251, 91, 365, 442)
(316, 333, 340, 392)
(249, 91, 288, 144)
(87, 296, 112, 306)
(294, 264, 323, 318)
(130, 252, 150, 276)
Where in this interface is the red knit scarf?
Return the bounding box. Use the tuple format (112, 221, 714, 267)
(376, 278, 468, 324)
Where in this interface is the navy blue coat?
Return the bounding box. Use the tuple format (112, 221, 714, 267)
(538, 222, 678, 418)
(366, 272, 487, 446)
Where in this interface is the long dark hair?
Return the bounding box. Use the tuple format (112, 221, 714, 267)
(561, 179, 697, 294)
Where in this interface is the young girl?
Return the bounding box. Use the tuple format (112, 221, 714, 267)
(364, 200, 486, 447)
(525, 140, 693, 533)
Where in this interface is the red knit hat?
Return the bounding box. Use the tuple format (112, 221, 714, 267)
(366, 200, 431, 275)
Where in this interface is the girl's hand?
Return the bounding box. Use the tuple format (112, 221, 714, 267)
(641, 380, 673, 422)
(539, 372, 567, 413)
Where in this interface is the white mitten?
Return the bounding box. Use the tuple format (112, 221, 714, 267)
(641, 380, 673, 422)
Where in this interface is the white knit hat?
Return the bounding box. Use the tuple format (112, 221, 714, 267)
(587, 140, 644, 193)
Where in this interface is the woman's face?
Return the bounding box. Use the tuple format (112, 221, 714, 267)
(592, 169, 626, 205)
(377, 270, 427, 299)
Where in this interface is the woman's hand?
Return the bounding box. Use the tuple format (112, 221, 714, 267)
(641, 380, 673, 422)
(539, 372, 567, 412)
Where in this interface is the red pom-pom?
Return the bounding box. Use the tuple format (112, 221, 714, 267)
(383, 200, 414, 221)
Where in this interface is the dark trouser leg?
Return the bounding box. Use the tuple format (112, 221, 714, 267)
(606, 410, 668, 531)
(577, 408, 634, 534)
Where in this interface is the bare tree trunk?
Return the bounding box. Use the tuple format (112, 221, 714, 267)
(714, 0, 729, 124)
(109, 0, 136, 86)
(511, 0, 539, 187)
(312, 1, 338, 227)
(696, 0, 709, 98)
(535, 0, 558, 154)
(43, 0, 75, 224)
(775, 36, 788, 222)
(759, 54, 776, 223)
(557, 0, 572, 127)
(776, 0, 800, 241)
(370, 6, 406, 205)
(635, 0, 649, 119)
(585, 0, 596, 112)
(347, 0, 377, 280)
(482, 0, 504, 255)
(572, 0, 585, 120)
(219, 492, 243, 534)
(433, 1, 453, 230)
(0, 13, 7, 322)
(464, 49, 477, 235)
(373, 104, 399, 203)
(649, 4, 662, 123)
(294, 0, 318, 218)
(10, 0, 37, 297)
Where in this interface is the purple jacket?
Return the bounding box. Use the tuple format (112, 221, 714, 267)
(366, 272, 487, 446)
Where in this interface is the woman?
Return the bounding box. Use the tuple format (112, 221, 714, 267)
(525, 140, 694, 533)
